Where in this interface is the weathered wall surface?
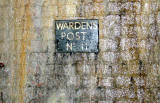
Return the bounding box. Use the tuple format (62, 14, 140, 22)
(0, 0, 160, 103)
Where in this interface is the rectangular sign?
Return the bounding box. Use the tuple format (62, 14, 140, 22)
(55, 19, 99, 53)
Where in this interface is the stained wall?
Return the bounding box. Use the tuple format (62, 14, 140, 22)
(0, 0, 160, 103)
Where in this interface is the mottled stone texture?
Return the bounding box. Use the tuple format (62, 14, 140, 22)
(0, 0, 160, 103)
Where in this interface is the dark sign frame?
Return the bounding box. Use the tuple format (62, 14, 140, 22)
(55, 19, 99, 53)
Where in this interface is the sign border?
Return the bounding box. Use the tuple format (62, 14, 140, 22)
(55, 19, 99, 53)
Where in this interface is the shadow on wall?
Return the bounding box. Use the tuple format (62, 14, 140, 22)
(47, 89, 69, 103)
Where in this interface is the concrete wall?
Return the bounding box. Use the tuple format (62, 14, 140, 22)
(0, 0, 160, 103)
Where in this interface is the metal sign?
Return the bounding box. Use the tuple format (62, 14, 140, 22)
(55, 19, 99, 53)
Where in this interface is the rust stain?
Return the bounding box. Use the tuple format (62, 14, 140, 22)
(133, 0, 152, 102)
(13, 0, 33, 103)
